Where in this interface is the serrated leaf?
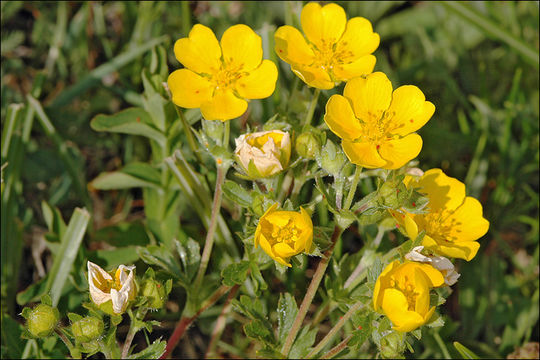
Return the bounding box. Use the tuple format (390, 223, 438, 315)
(137, 245, 184, 284)
(244, 319, 275, 345)
(277, 293, 298, 345)
(289, 326, 317, 359)
(222, 180, 253, 207)
(175, 238, 200, 283)
(128, 339, 166, 359)
(90, 108, 166, 146)
(221, 261, 250, 286)
(335, 209, 357, 229)
(67, 313, 83, 323)
(367, 257, 383, 284)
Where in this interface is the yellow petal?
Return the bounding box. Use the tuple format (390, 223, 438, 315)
(236, 60, 278, 99)
(291, 63, 334, 89)
(422, 235, 481, 261)
(382, 288, 425, 332)
(378, 133, 423, 169)
(404, 213, 419, 240)
(343, 72, 392, 123)
(301, 3, 346, 49)
(298, 207, 314, 252)
(445, 197, 490, 242)
(274, 25, 315, 65)
(221, 24, 262, 72)
(332, 55, 376, 82)
(417, 169, 466, 212)
(200, 89, 248, 121)
(324, 95, 363, 141)
(167, 69, 213, 108)
(342, 140, 387, 169)
(416, 263, 445, 288)
(258, 233, 275, 258)
(373, 260, 401, 310)
(273, 242, 297, 258)
(174, 24, 221, 74)
(386, 85, 435, 136)
(336, 17, 380, 60)
(413, 271, 431, 315)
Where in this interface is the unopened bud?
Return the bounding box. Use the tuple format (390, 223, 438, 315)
(26, 304, 59, 338)
(72, 316, 104, 343)
(141, 278, 167, 309)
(295, 131, 321, 159)
(316, 139, 346, 176)
(380, 332, 405, 359)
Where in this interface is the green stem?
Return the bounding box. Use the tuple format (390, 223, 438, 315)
(222, 119, 230, 149)
(306, 300, 364, 358)
(304, 88, 321, 128)
(281, 225, 342, 357)
(122, 308, 149, 358)
(321, 334, 353, 359)
(204, 284, 240, 358)
(192, 161, 228, 292)
(433, 331, 451, 359)
(175, 104, 204, 164)
(181, 1, 191, 37)
(343, 166, 363, 210)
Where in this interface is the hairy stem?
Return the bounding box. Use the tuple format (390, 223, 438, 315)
(304, 88, 321, 127)
(162, 284, 238, 359)
(121, 308, 149, 358)
(343, 166, 363, 210)
(204, 284, 240, 358)
(281, 225, 342, 357)
(306, 300, 364, 358)
(321, 334, 353, 359)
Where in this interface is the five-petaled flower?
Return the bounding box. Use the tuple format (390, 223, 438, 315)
(235, 130, 291, 178)
(275, 2, 379, 89)
(168, 24, 278, 121)
(87, 261, 136, 314)
(373, 259, 444, 332)
(391, 169, 490, 261)
(324, 72, 435, 169)
(254, 203, 313, 267)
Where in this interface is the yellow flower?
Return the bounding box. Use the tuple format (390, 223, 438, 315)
(87, 261, 136, 314)
(235, 130, 291, 178)
(168, 24, 278, 121)
(324, 72, 435, 169)
(254, 203, 313, 267)
(405, 246, 460, 286)
(393, 169, 490, 261)
(373, 260, 444, 332)
(275, 2, 379, 89)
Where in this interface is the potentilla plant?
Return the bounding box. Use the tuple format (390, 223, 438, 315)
(20, 2, 490, 359)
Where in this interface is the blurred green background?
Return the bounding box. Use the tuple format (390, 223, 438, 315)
(1, 1, 538, 358)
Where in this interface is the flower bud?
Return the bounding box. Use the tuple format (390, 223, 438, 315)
(316, 139, 346, 176)
(235, 130, 291, 178)
(380, 332, 406, 359)
(72, 316, 104, 343)
(26, 304, 59, 338)
(141, 278, 167, 309)
(295, 131, 321, 159)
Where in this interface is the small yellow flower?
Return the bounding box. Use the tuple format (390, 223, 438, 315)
(275, 2, 379, 89)
(168, 24, 278, 121)
(235, 130, 291, 178)
(254, 203, 313, 267)
(373, 260, 444, 332)
(392, 169, 489, 261)
(324, 72, 435, 169)
(87, 261, 136, 314)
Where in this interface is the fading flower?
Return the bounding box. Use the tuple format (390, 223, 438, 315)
(87, 261, 136, 314)
(254, 203, 313, 267)
(235, 130, 291, 178)
(405, 246, 460, 286)
(373, 259, 444, 332)
(392, 169, 490, 261)
(275, 2, 379, 89)
(168, 24, 278, 121)
(324, 72, 435, 169)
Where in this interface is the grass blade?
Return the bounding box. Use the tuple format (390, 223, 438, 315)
(453, 341, 479, 359)
(45, 207, 90, 306)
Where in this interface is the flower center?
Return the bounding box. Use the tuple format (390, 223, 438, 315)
(310, 39, 354, 76)
(390, 275, 418, 311)
(269, 219, 301, 247)
(211, 61, 245, 90)
(423, 210, 461, 243)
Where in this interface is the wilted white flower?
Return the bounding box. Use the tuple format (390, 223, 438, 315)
(87, 261, 136, 314)
(234, 130, 291, 178)
(405, 246, 460, 286)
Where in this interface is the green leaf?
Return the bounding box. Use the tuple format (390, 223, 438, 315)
(90, 108, 166, 147)
(221, 261, 250, 286)
(89, 247, 142, 270)
(16, 277, 48, 305)
(453, 341, 479, 359)
(137, 244, 184, 284)
(1, 313, 24, 359)
(289, 326, 317, 359)
(367, 257, 383, 284)
(92, 221, 150, 248)
(222, 180, 253, 208)
(277, 293, 298, 345)
(334, 209, 357, 229)
(175, 238, 200, 283)
(91, 162, 162, 190)
(244, 319, 275, 345)
(67, 313, 83, 323)
(41, 201, 66, 239)
(128, 339, 166, 359)
(45, 208, 90, 306)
